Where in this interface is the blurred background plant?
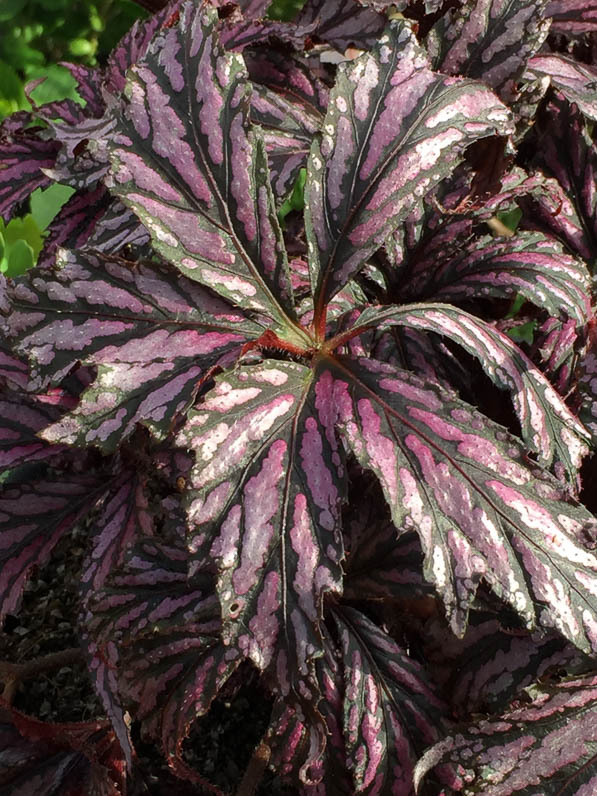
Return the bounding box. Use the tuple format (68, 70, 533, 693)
(0, 0, 304, 276)
(0, 0, 147, 276)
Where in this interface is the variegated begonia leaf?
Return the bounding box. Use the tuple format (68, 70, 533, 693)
(415, 674, 597, 795)
(37, 185, 111, 269)
(85, 199, 150, 255)
(422, 613, 590, 716)
(328, 355, 597, 651)
(250, 85, 322, 201)
(305, 18, 513, 318)
(577, 345, 597, 447)
(295, 0, 385, 50)
(328, 605, 447, 794)
(546, 0, 597, 34)
(180, 359, 345, 693)
(247, 52, 326, 199)
(0, 346, 28, 390)
(107, 3, 298, 330)
(85, 538, 239, 783)
(0, 708, 126, 796)
(343, 504, 430, 601)
(6, 249, 259, 451)
(80, 468, 154, 602)
(518, 172, 595, 263)
(0, 393, 66, 472)
(526, 94, 597, 262)
(427, 0, 550, 101)
(526, 54, 597, 122)
(0, 120, 59, 223)
(348, 303, 589, 482)
(0, 469, 107, 622)
(104, 0, 183, 98)
(401, 231, 591, 330)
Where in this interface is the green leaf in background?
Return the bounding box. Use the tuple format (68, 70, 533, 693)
(507, 320, 537, 345)
(0, 0, 26, 22)
(30, 183, 75, 230)
(496, 206, 523, 233)
(27, 64, 84, 106)
(0, 183, 74, 276)
(278, 168, 306, 226)
(268, 0, 306, 21)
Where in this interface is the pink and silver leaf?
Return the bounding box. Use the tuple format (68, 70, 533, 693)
(0, 471, 108, 623)
(180, 359, 345, 697)
(6, 249, 259, 452)
(427, 0, 551, 102)
(546, 0, 597, 35)
(526, 54, 597, 122)
(329, 356, 597, 652)
(401, 231, 591, 331)
(85, 538, 239, 782)
(415, 674, 597, 795)
(107, 3, 295, 325)
(350, 304, 590, 483)
(423, 613, 591, 716)
(330, 605, 447, 793)
(305, 18, 513, 313)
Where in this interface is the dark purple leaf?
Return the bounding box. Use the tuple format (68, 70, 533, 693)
(329, 356, 597, 651)
(0, 124, 59, 223)
(0, 347, 29, 390)
(0, 471, 106, 622)
(423, 614, 590, 715)
(7, 249, 258, 451)
(107, 3, 296, 325)
(522, 94, 597, 259)
(415, 674, 597, 795)
(295, 0, 385, 50)
(350, 304, 589, 482)
(0, 709, 125, 796)
(401, 231, 591, 330)
(343, 505, 430, 601)
(180, 360, 345, 694)
(80, 469, 155, 601)
(518, 173, 594, 262)
(85, 538, 239, 780)
(0, 394, 66, 471)
(526, 54, 597, 121)
(546, 0, 597, 34)
(37, 185, 111, 268)
(328, 606, 446, 793)
(85, 199, 150, 254)
(219, 17, 318, 52)
(305, 19, 513, 315)
(247, 52, 326, 198)
(428, 0, 551, 101)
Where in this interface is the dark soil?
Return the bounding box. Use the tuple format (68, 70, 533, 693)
(0, 522, 298, 795)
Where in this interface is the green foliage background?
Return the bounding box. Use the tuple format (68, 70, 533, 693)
(0, 0, 304, 276)
(0, 0, 147, 276)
